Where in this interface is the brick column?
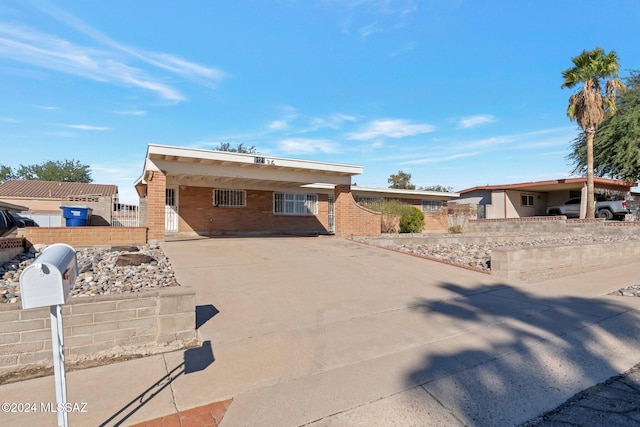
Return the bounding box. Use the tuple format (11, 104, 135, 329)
(147, 171, 167, 242)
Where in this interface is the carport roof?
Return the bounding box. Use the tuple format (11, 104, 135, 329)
(459, 177, 635, 194)
(135, 144, 364, 195)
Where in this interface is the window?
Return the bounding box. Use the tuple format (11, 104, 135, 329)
(421, 200, 443, 212)
(356, 195, 384, 211)
(274, 192, 318, 215)
(214, 189, 246, 208)
(521, 194, 535, 207)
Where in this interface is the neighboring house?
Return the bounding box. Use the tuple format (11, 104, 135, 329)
(454, 177, 635, 219)
(134, 144, 459, 240)
(0, 180, 119, 226)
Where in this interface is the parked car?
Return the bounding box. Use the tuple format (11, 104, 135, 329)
(546, 196, 631, 220)
(10, 212, 38, 227)
(0, 209, 19, 237)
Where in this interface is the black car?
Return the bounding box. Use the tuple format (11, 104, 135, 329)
(0, 209, 19, 237)
(10, 212, 38, 227)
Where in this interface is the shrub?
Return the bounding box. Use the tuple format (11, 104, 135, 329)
(358, 199, 424, 234)
(448, 224, 463, 234)
(399, 207, 424, 233)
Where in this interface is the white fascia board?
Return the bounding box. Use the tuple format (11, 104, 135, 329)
(147, 144, 363, 176)
(352, 186, 460, 199)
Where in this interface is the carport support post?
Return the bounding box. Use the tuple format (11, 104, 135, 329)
(51, 304, 69, 427)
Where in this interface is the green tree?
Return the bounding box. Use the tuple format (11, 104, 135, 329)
(562, 47, 625, 218)
(14, 159, 92, 182)
(387, 170, 415, 190)
(213, 142, 258, 154)
(567, 70, 640, 182)
(0, 165, 16, 183)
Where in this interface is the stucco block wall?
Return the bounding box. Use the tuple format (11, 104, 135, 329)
(177, 186, 331, 235)
(20, 227, 147, 246)
(491, 240, 640, 282)
(0, 287, 196, 373)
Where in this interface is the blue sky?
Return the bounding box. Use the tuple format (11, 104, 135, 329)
(1, 0, 639, 203)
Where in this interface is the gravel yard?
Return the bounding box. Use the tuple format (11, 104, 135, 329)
(354, 233, 640, 295)
(0, 244, 178, 304)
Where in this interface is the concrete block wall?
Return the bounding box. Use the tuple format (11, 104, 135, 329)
(491, 240, 640, 282)
(0, 287, 197, 374)
(19, 226, 147, 246)
(466, 216, 568, 233)
(0, 237, 24, 263)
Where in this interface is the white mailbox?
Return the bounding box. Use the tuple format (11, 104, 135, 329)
(20, 243, 78, 309)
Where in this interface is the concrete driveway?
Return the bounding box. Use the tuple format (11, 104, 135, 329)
(2, 236, 640, 426)
(159, 236, 640, 426)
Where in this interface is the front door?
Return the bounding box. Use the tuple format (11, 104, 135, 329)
(328, 195, 335, 233)
(165, 187, 179, 232)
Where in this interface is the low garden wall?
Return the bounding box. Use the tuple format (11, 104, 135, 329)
(0, 238, 24, 263)
(0, 286, 197, 378)
(20, 226, 147, 246)
(491, 240, 640, 282)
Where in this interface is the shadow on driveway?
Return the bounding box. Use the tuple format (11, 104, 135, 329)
(406, 282, 640, 426)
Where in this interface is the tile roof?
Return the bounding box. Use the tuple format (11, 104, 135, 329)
(0, 180, 118, 199)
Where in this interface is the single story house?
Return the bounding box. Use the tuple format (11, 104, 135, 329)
(0, 180, 119, 226)
(454, 177, 635, 219)
(134, 144, 458, 240)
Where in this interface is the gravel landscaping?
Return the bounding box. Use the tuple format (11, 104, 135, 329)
(354, 233, 640, 295)
(0, 244, 179, 304)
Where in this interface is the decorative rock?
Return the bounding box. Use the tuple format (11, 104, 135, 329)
(0, 243, 179, 303)
(116, 253, 155, 267)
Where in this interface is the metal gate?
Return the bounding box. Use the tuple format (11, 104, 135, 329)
(328, 195, 335, 233)
(165, 187, 179, 232)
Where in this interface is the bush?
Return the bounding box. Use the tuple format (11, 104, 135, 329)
(359, 199, 424, 234)
(399, 207, 424, 233)
(448, 225, 463, 234)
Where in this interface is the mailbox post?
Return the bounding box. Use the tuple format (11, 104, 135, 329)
(20, 243, 78, 427)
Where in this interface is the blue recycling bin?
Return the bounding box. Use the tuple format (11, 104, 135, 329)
(60, 206, 92, 226)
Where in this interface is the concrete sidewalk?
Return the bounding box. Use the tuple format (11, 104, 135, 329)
(1, 236, 640, 426)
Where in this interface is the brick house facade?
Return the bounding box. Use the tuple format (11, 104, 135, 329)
(135, 144, 457, 240)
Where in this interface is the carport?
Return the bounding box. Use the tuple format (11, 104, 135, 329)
(134, 144, 381, 240)
(457, 177, 634, 219)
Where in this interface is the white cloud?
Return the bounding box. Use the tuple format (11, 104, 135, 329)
(0, 3, 225, 102)
(114, 110, 146, 116)
(279, 138, 339, 154)
(347, 119, 435, 140)
(63, 124, 111, 131)
(308, 113, 357, 130)
(268, 120, 289, 131)
(458, 114, 496, 129)
(0, 117, 19, 123)
(401, 152, 480, 165)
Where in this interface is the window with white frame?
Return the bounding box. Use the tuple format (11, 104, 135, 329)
(273, 192, 318, 215)
(521, 194, 535, 207)
(421, 200, 443, 212)
(214, 189, 246, 208)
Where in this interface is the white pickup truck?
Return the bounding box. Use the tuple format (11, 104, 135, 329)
(546, 196, 631, 220)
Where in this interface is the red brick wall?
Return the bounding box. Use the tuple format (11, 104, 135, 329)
(177, 186, 330, 235)
(380, 197, 449, 232)
(20, 227, 147, 246)
(147, 171, 166, 241)
(334, 185, 381, 236)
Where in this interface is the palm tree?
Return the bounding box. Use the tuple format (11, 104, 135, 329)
(562, 48, 625, 218)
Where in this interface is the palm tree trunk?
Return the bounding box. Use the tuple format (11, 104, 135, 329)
(586, 129, 595, 219)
